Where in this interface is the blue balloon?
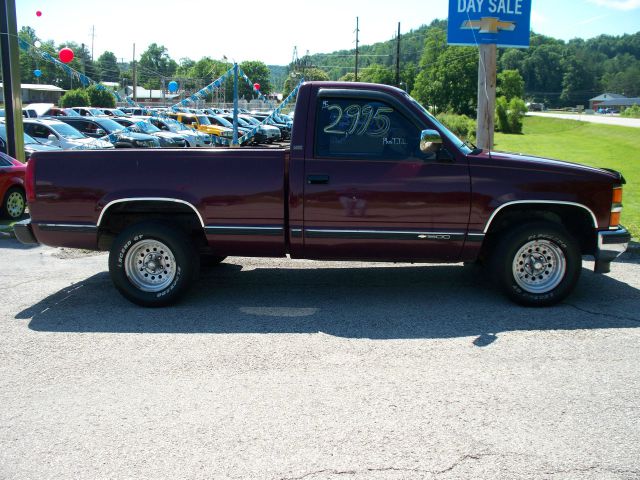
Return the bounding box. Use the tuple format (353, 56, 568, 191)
(34, 69, 42, 77)
(168, 81, 178, 93)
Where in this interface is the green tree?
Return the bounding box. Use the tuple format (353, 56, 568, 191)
(412, 43, 477, 115)
(86, 85, 116, 108)
(603, 64, 640, 97)
(359, 64, 395, 85)
(138, 43, 178, 89)
(18, 27, 59, 86)
(59, 88, 90, 107)
(497, 69, 524, 101)
(96, 51, 120, 82)
(239, 60, 272, 99)
(284, 68, 329, 96)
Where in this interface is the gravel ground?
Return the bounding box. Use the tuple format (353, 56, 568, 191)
(1, 238, 639, 479)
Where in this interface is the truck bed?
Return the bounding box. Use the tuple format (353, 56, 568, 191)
(28, 148, 288, 254)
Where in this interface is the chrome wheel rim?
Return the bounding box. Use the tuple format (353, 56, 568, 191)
(512, 239, 566, 294)
(6, 191, 25, 218)
(125, 240, 176, 292)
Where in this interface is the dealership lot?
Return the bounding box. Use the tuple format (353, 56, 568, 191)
(1, 238, 639, 479)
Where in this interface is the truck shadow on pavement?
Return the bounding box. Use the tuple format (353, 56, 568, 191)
(18, 258, 640, 344)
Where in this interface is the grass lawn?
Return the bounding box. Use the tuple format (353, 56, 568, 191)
(494, 116, 640, 240)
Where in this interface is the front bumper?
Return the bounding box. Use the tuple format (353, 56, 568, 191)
(13, 219, 39, 245)
(594, 226, 631, 273)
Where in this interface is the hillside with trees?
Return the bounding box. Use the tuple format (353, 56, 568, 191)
(286, 19, 640, 111)
(11, 21, 640, 114)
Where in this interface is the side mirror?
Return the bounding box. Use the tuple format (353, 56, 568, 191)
(47, 134, 57, 142)
(419, 129, 442, 154)
(96, 128, 106, 136)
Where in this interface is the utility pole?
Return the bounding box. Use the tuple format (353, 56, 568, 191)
(355, 17, 360, 82)
(476, 44, 497, 150)
(81, 43, 86, 74)
(90, 25, 95, 61)
(132, 43, 137, 103)
(395, 22, 401, 87)
(0, 0, 25, 162)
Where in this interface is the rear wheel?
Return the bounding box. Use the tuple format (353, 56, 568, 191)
(491, 221, 581, 306)
(1, 187, 26, 219)
(108, 222, 199, 307)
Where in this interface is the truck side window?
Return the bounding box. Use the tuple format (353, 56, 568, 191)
(315, 97, 421, 160)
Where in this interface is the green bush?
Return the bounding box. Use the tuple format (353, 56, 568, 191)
(495, 96, 526, 134)
(59, 88, 90, 108)
(436, 112, 476, 142)
(87, 85, 116, 108)
(508, 97, 527, 134)
(496, 96, 509, 133)
(621, 104, 640, 118)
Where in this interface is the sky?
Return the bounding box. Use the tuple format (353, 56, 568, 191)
(15, 0, 640, 66)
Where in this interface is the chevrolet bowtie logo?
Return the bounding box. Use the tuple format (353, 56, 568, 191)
(461, 17, 516, 34)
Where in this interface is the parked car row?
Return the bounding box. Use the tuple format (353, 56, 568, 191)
(1, 102, 294, 157)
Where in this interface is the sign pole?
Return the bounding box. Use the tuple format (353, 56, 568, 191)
(231, 63, 239, 148)
(476, 43, 497, 150)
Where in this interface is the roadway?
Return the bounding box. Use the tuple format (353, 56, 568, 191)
(527, 111, 640, 128)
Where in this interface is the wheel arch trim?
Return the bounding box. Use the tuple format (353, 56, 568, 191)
(483, 200, 598, 234)
(97, 197, 205, 228)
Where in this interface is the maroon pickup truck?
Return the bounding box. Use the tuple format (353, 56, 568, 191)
(14, 82, 630, 307)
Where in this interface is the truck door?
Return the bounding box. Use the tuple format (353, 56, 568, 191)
(302, 89, 471, 261)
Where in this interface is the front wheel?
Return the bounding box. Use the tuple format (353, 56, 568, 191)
(108, 222, 200, 307)
(490, 222, 581, 306)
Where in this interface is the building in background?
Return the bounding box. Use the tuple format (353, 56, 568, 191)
(0, 83, 65, 105)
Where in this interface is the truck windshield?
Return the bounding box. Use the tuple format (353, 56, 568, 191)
(403, 93, 473, 155)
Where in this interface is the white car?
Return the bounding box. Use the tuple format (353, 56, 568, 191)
(23, 118, 115, 150)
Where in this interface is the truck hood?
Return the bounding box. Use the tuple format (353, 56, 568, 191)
(486, 150, 624, 183)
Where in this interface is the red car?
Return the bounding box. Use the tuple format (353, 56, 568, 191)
(0, 152, 26, 219)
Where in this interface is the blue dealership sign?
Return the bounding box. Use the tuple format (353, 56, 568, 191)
(448, 0, 532, 48)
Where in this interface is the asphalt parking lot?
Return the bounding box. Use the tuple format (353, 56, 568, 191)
(1, 237, 639, 479)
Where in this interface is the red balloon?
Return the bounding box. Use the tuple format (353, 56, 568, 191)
(253, 83, 260, 91)
(36, 10, 42, 17)
(59, 47, 74, 63)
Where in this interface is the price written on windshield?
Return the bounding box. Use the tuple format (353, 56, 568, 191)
(322, 102, 393, 137)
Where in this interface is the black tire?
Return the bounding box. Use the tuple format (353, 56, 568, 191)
(1, 186, 26, 219)
(108, 222, 200, 307)
(490, 221, 581, 307)
(200, 254, 227, 267)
